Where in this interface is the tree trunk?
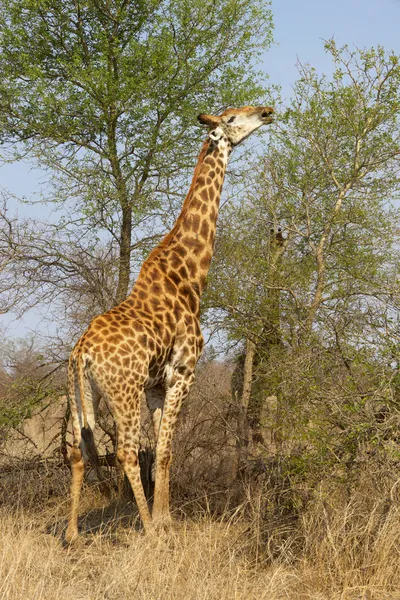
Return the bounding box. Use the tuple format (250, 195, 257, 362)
(231, 338, 256, 482)
(107, 109, 132, 305)
(115, 202, 132, 304)
(247, 230, 284, 445)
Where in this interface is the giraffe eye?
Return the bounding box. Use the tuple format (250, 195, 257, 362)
(227, 116, 235, 124)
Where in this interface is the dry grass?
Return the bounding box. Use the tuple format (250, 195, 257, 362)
(0, 505, 294, 600)
(297, 493, 400, 599)
(1, 466, 400, 600)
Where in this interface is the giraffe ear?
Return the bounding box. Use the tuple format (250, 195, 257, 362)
(197, 113, 220, 128)
(208, 127, 224, 141)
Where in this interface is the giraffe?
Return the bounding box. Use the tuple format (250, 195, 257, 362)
(65, 105, 274, 542)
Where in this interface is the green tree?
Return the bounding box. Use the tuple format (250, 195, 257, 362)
(205, 42, 400, 484)
(0, 0, 273, 305)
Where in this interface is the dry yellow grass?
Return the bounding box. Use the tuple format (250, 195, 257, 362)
(0, 507, 295, 600)
(1, 474, 399, 600)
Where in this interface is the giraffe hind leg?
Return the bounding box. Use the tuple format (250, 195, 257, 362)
(65, 358, 104, 542)
(80, 425, 110, 497)
(117, 442, 154, 534)
(65, 358, 85, 543)
(114, 390, 154, 534)
(65, 443, 84, 543)
(65, 426, 109, 543)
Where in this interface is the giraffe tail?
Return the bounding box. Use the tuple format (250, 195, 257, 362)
(75, 355, 109, 494)
(80, 426, 108, 490)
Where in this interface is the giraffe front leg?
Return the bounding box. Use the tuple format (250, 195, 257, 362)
(152, 370, 194, 527)
(145, 385, 165, 490)
(145, 385, 165, 446)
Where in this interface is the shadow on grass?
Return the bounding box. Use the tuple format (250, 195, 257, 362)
(46, 497, 144, 546)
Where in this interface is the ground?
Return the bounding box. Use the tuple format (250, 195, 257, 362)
(0, 460, 399, 600)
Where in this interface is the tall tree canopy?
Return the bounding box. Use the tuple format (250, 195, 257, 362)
(0, 0, 273, 304)
(207, 42, 400, 349)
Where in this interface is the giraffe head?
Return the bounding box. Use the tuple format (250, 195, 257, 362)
(197, 105, 274, 147)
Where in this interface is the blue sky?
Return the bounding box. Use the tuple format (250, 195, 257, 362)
(267, 0, 400, 99)
(2, 0, 400, 337)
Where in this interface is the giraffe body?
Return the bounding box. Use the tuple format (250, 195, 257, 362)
(65, 105, 273, 542)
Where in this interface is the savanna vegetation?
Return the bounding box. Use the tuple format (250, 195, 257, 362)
(0, 1, 399, 598)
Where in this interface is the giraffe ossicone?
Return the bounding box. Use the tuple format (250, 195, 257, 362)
(65, 105, 274, 543)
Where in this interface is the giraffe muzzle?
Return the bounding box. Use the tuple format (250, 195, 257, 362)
(261, 107, 274, 123)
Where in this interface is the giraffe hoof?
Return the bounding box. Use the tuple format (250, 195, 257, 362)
(153, 514, 173, 534)
(64, 526, 79, 546)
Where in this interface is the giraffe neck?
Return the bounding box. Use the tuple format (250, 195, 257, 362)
(141, 135, 231, 295)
